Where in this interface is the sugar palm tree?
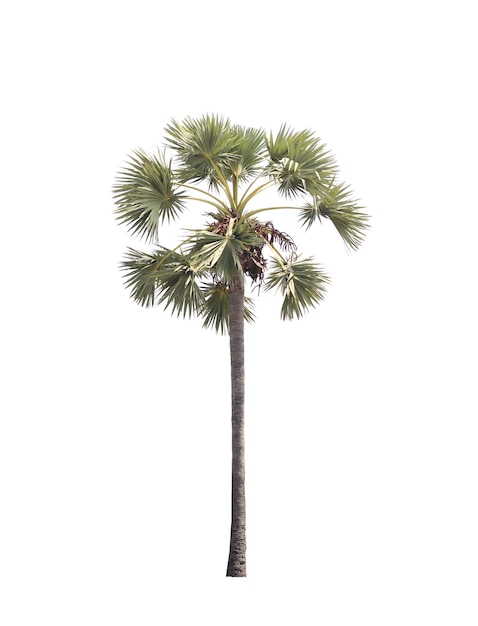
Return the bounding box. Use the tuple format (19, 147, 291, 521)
(113, 114, 369, 577)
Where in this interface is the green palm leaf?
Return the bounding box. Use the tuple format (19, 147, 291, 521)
(189, 231, 245, 282)
(121, 246, 206, 316)
(299, 181, 369, 250)
(225, 125, 266, 182)
(264, 255, 330, 320)
(164, 114, 238, 189)
(201, 281, 230, 333)
(189, 218, 264, 283)
(113, 150, 186, 242)
(155, 255, 206, 318)
(120, 247, 166, 307)
(265, 125, 337, 197)
(201, 281, 255, 334)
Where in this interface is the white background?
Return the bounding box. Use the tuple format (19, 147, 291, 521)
(1, 1, 477, 624)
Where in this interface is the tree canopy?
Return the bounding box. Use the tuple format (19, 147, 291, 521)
(113, 114, 369, 331)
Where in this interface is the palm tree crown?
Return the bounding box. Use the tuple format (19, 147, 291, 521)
(113, 114, 369, 329)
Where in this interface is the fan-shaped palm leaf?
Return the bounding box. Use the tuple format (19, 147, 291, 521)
(155, 255, 206, 318)
(265, 125, 337, 197)
(201, 281, 255, 334)
(201, 281, 230, 333)
(164, 114, 238, 191)
(121, 246, 206, 316)
(189, 219, 264, 283)
(264, 255, 330, 319)
(121, 247, 167, 307)
(189, 231, 245, 281)
(225, 125, 266, 182)
(299, 181, 369, 250)
(113, 150, 186, 242)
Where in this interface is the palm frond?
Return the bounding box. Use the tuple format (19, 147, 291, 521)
(189, 231, 244, 283)
(265, 125, 338, 198)
(164, 114, 238, 190)
(225, 125, 266, 182)
(120, 246, 206, 316)
(264, 255, 330, 320)
(298, 193, 324, 230)
(113, 150, 186, 242)
(254, 220, 296, 253)
(299, 181, 369, 250)
(189, 217, 264, 283)
(201, 281, 255, 334)
(201, 281, 230, 334)
(120, 247, 167, 307)
(155, 254, 206, 318)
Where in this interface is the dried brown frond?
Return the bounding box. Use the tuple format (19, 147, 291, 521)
(254, 221, 297, 253)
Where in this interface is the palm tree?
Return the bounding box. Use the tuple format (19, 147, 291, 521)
(113, 114, 369, 577)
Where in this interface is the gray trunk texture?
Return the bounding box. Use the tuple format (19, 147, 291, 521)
(226, 281, 247, 577)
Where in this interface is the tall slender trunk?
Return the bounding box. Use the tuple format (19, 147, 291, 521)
(226, 279, 246, 577)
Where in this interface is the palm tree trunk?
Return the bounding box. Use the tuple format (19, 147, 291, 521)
(226, 279, 247, 577)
